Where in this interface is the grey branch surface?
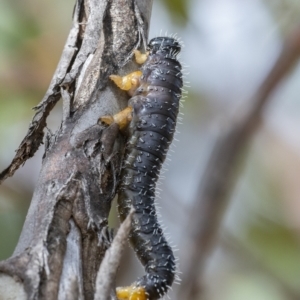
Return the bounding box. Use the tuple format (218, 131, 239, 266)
(0, 1, 153, 299)
(178, 26, 300, 300)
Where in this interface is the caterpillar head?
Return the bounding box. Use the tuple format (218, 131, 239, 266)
(147, 37, 181, 58)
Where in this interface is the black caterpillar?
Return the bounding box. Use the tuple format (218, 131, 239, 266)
(117, 37, 183, 299)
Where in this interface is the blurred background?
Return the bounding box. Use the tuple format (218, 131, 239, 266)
(1, 0, 300, 299)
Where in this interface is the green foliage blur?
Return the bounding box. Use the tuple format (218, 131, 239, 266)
(160, 0, 190, 26)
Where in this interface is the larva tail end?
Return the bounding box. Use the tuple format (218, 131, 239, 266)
(116, 285, 148, 300)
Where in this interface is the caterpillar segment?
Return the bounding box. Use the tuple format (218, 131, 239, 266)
(101, 36, 183, 300)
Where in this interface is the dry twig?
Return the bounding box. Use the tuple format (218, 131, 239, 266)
(95, 208, 135, 300)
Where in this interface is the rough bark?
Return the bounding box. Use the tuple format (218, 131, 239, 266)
(0, 1, 153, 299)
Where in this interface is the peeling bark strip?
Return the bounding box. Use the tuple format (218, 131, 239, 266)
(0, 0, 150, 184)
(0, 1, 153, 299)
(0, 0, 82, 185)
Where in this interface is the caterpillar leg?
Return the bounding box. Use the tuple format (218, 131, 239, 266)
(100, 106, 133, 131)
(133, 49, 149, 64)
(110, 71, 142, 96)
(116, 285, 147, 300)
(108, 50, 148, 96)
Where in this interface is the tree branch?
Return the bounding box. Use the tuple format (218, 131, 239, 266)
(0, 1, 153, 299)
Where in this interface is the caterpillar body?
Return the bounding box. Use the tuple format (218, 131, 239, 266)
(104, 37, 183, 300)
